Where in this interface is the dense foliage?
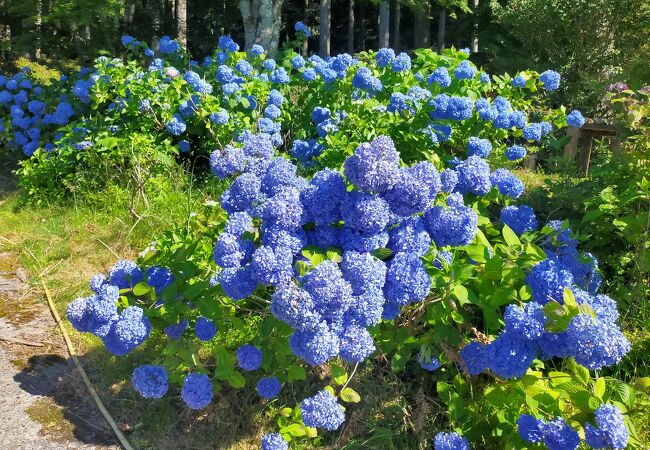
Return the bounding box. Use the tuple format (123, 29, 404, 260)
(1, 30, 648, 449)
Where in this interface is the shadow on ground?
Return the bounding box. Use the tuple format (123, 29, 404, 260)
(13, 353, 118, 446)
(0, 153, 20, 200)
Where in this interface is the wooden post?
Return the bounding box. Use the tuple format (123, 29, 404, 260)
(563, 127, 581, 160)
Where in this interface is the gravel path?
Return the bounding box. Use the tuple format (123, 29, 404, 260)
(0, 252, 118, 449)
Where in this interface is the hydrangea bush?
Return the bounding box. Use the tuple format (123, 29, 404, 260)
(1, 30, 644, 448)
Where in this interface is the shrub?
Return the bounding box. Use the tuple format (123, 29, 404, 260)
(1, 32, 646, 448)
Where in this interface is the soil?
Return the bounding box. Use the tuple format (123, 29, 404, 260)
(0, 251, 119, 449)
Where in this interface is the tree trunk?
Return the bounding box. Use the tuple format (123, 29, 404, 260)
(347, 0, 354, 54)
(0, 0, 8, 62)
(34, 0, 42, 58)
(378, 1, 389, 48)
(151, 0, 161, 51)
(413, 1, 430, 49)
(302, 0, 309, 55)
(239, 0, 284, 56)
(176, 0, 187, 47)
(471, 0, 479, 53)
(391, 0, 400, 51)
(437, 8, 445, 52)
(124, 0, 137, 30)
(320, 0, 331, 56)
(358, 0, 366, 51)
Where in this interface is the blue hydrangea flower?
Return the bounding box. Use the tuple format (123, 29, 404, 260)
(453, 60, 476, 80)
(541, 417, 580, 450)
(194, 317, 217, 341)
(221, 173, 262, 213)
(383, 170, 432, 217)
(102, 306, 151, 356)
(523, 123, 543, 141)
(340, 228, 389, 253)
(302, 68, 317, 81)
(290, 321, 340, 365)
(485, 332, 536, 378)
(339, 325, 376, 362)
(303, 260, 354, 321)
(345, 289, 385, 327)
(209, 145, 244, 179)
(271, 284, 322, 330)
(433, 431, 469, 450)
(511, 75, 527, 88)
(584, 403, 629, 449)
(342, 191, 391, 234)
(504, 302, 546, 340)
(300, 390, 345, 431)
(344, 136, 401, 194)
(341, 251, 387, 294)
(467, 137, 492, 158)
(424, 194, 478, 247)
(428, 67, 451, 88)
(480, 72, 491, 83)
(251, 245, 293, 286)
(181, 373, 213, 410)
(455, 156, 492, 196)
(505, 145, 526, 161)
(109, 260, 144, 289)
(517, 414, 544, 443)
(460, 341, 486, 375)
(387, 217, 431, 256)
(500, 205, 537, 235)
(490, 169, 524, 198)
(146, 266, 174, 294)
(539, 70, 561, 91)
(418, 352, 442, 371)
(256, 376, 282, 399)
(250, 44, 265, 57)
(166, 114, 186, 136)
(261, 433, 288, 450)
(383, 252, 431, 306)
(295, 21, 312, 37)
(165, 319, 188, 339)
(215, 265, 258, 300)
(525, 259, 574, 304)
(391, 52, 411, 72)
(566, 314, 630, 370)
(376, 48, 395, 68)
(132, 365, 168, 399)
(440, 169, 458, 193)
(567, 110, 585, 128)
(237, 344, 263, 371)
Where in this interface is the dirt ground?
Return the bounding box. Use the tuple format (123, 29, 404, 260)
(0, 251, 119, 449)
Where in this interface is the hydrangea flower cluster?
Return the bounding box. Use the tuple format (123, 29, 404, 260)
(460, 219, 629, 378)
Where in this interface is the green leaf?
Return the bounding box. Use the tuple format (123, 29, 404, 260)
(323, 385, 336, 396)
(283, 423, 307, 437)
(594, 377, 606, 400)
(452, 285, 469, 305)
(502, 225, 521, 247)
(301, 246, 328, 267)
(372, 247, 394, 260)
(339, 387, 361, 403)
(331, 364, 348, 386)
(287, 365, 307, 381)
(132, 281, 152, 297)
(226, 371, 246, 389)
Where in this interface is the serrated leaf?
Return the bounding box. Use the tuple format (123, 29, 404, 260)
(594, 377, 606, 400)
(453, 285, 469, 305)
(339, 387, 361, 403)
